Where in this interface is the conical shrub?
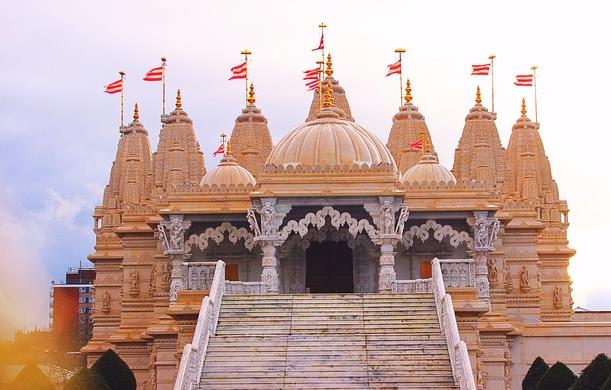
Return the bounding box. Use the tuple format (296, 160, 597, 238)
(64, 368, 111, 390)
(570, 353, 611, 390)
(537, 361, 577, 390)
(523, 356, 550, 390)
(91, 349, 136, 390)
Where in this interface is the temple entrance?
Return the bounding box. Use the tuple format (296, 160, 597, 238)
(305, 241, 354, 293)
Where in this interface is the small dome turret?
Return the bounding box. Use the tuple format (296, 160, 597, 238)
(200, 143, 256, 191)
(402, 152, 456, 184)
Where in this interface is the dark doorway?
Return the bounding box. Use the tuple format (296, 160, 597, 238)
(305, 241, 354, 293)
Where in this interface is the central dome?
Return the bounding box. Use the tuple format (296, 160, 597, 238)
(266, 111, 396, 170)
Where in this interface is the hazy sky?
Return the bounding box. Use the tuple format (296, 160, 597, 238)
(1, 0, 610, 338)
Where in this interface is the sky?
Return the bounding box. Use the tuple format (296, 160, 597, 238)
(1, 0, 610, 338)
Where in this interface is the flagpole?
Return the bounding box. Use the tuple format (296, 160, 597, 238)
(119, 71, 126, 127)
(531, 65, 538, 123)
(395, 48, 406, 107)
(489, 54, 496, 113)
(221, 132, 227, 156)
(241, 49, 252, 106)
(161, 57, 167, 116)
(319, 23, 327, 111)
(317, 60, 324, 110)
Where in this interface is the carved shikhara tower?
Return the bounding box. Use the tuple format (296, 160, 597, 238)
(84, 65, 609, 390)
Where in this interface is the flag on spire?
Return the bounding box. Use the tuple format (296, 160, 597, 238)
(212, 142, 225, 157)
(407, 139, 424, 150)
(229, 62, 247, 80)
(386, 59, 402, 77)
(143, 66, 164, 81)
(514, 74, 534, 86)
(104, 78, 123, 94)
(303, 67, 321, 91)
(471, 63, 491, 75)
(312, 33, 324, 51)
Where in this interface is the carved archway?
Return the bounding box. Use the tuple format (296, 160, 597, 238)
(278, 206, 377, 240)
(185, 222, 255, 253)
(401, 219, 473, 250)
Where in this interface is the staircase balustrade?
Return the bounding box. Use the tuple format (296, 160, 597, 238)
(431, 257, 477, 390)
(174, 260, 226, 390)
(392, 278, 432, 293)
(439, 258, 476, 288)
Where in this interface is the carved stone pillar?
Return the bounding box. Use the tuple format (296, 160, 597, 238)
(379, 243, 397, 293)
(366, 197, 409, 293)
(471, 212, 500, 304)
(158, 214, 191, 303)
(261, 242, 279, 293)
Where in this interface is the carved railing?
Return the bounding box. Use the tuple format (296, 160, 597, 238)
(439, 259, 476, 288)
(174, 260, 225, 390)
(225, 281, 268, 295)
(392, 278, 432, 293)
(431, 258, 477, 390)
(182, 262, 217, 291)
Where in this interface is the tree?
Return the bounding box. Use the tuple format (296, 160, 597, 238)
(523, 356, 550, 390)
(570, 353, 611, 390)
(7, 363, 55, 390)
(537, 361, 577, 390)
(64, 368, 111, 390)
(91, 349, 136, 390)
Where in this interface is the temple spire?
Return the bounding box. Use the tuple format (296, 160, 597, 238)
(132, 103, 140, 122)
(175, 89, 182, 110)
(247, 83, 256, 106)
(325, 53, 333, 77)
(404, 79, 413, 104)
(521, 97, 527, 118)
(476, 85, 482, 105)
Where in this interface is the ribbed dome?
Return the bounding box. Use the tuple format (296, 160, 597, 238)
(402, 152, 456, 184)
(200, 155, 256, 189)
(266, 110, 396, 171)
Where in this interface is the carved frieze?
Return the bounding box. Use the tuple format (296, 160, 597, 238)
(402, 219, 473, 250)
(185, 222, 255, 252)
(158, 215, 192, 254)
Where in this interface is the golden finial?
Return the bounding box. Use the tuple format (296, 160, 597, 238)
(325, 53, 334, 77)
(175, 89, 182, 110)
(521, 97, 527, 117)
(323, 80, 333, 108)
(404, 79, 413, 103)
(225, 140, 232, 156)
(133, 103, 139, 122)
(475, 85, 482, 105)
(247, 83, 256, 105)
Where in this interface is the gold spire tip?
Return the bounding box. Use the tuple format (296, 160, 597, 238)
(176, 89, 182, 110)
(225, 140, 232, 156)
(325, 53, 334, 77)
(247, 83, 256, 105)
(161, 56, 167, 62)
(404, 79, 413, 103)
(323, 80, 333, 108)
(133, 103, 139, 122)
(475, 85, 482, 105)
(319, 22, 327, 28)
(521, 98, 527, 117)
(241, 49, 252, 55)
(395, 48, 406, 53)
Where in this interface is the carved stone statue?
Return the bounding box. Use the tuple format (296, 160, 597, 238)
(160, 215, 192, 253)
(148, 266, 157, 297)
(519, 265, 530, 292)
(473, 216, 500, 251)
(553, 285, 563, 308)
(148, 344, 158, 390)
(504, 263, 513, 291)
(504, 351, 512, 390)
(161, 263, 171, 290)
(129, 270, 140, 297)
(487, 258, 498, 286)
(380, 202, 395, 235)
(101, 291, 111, 314)
(394, 206, 409, 235)
(260, 203, 276, 237)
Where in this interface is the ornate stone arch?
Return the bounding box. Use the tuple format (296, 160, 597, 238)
(401, 219, 473, 250)
(185, 222, 255, 252)
(278, 206, 377, 240)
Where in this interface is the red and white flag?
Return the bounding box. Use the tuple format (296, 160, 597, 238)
(305, 79, 320, 91)
(312, 33, 324, 51)
(104, 79, 123, 94)
(143, 66, 164, 81)
(514, 74, 534, 86)
(471, 64, 491, 76)
(212, 143, 225, 157)
(386, 59, 401, 77)
(303, 68, 319, 80)
(407, 139, 424, 150)
(229, 62, 247, 80)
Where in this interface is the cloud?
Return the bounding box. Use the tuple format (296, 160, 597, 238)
(0, 189, 93, 339)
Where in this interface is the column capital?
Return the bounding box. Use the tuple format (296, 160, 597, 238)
(158, 214, 191, 255)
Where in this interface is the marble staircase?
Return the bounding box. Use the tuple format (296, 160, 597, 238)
(198, 293, 457, 389)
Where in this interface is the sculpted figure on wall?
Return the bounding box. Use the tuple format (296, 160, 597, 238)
(260, 202, 276, 237)
(161, 263, 171, 290)
(553, 285, 563, 308)
(473, 216, 500, 251)
(101, 291, 111, 314)
(487, 258, 498, 287)
(159, 215, 192, 254)
(149, 266, 157, 297)
(520, 265, 530, 292)
(504, 262, 513, 291)
(129, 270, 140, 297)
(380, 201, 395, 235)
